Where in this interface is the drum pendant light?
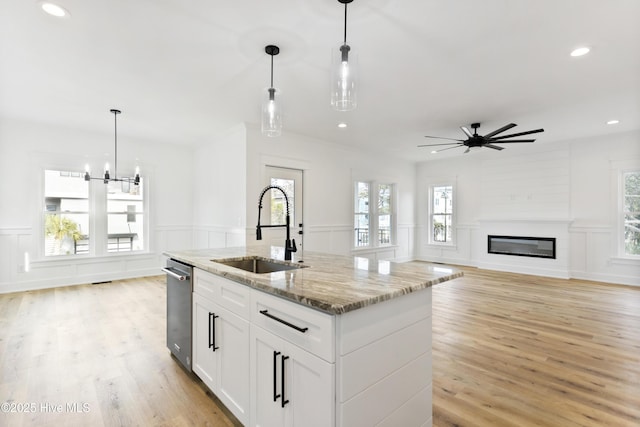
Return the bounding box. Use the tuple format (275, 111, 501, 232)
(331, 0, 357, 111)
(262, 45, 282, 137)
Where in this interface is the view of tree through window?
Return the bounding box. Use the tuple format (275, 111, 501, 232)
(353, 181, 394, 248)
(431, 185, 453, 243)
(270, 178, 295, 225)
(378, 184, 392, 245)
(354, 182, 370, 247)
(44, 170, 89, 256)
(43, 169, 146, 256)
(623, 171, 640, 255)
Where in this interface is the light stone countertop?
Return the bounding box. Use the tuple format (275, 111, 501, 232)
(164, 246, 463, 315)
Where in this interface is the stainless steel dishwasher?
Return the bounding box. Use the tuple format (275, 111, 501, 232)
(163, 259, 193, 372)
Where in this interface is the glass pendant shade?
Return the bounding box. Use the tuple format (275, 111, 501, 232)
(331, 43, 357, 111)
(261, 86, 282, 137)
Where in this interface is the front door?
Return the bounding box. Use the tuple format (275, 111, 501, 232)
(263, 166, 304, 254)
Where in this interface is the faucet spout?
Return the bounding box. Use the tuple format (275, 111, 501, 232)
(256, 185, 298, 260)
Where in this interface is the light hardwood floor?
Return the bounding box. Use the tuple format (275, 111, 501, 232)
(0, 268, 638, 426)
(432, 267, 640, 427)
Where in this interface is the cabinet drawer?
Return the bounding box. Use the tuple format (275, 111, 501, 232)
(251, 290, 335, 363)
(194, 269, 251, 319)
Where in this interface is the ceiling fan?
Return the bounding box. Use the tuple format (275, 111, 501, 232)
(418, 122, 544, 154)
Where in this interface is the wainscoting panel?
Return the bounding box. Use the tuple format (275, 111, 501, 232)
(569, 224, 640, 286)
(1, 226, 194, 293)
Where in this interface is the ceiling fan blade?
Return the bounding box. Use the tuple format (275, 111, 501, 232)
(423, 135, 465, 142)
(484, 143, 505, 150)
(460, 126, 473, 138)
(436, 145, 464, 153)
(483, 123, 517, 138)
(418, 142, 463, 147)
(489, 139, 536, 143)
(490, 128, 544, 140)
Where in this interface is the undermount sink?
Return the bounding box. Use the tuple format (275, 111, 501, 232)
(212, 256, 305, 274)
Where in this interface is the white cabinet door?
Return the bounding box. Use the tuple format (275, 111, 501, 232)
(285, 341, 334, 427)
(216, 305, 250, 426)
(251, 325, 287, 427)
(193, 293, 216, 391)
(193, 293, 250, 425)
(250, 325, 334, 427)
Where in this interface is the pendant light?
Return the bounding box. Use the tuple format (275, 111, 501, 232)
(84, 109, 140, 185)
(262, 45, 282, 137)
(331, 0, 357, 112)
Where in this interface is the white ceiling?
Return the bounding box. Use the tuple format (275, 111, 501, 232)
(1, 0, 639, 162)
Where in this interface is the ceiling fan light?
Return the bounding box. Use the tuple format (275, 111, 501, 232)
(40, 2, 69, 18)
(570, 46, 590, 57)
(606, 119, 620, 125)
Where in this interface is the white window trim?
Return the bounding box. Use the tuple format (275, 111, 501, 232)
(613, 161, 640, 260)
(427, 180, 457, 247)
(352, 180, 397, 250)
(37, 161, 151, 261)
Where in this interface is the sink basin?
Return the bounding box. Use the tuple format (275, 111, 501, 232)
(212, 257, 304, 274)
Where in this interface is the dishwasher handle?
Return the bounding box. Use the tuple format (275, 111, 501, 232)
(162, 267, 190, 281)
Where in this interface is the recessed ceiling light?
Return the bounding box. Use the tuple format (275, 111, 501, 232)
(607, 119, 620, 125)
(40, 2, 70, 18)
(338, 122, 347, 128)
(430, 150, 437, 154)
(570, 46, 590, 57)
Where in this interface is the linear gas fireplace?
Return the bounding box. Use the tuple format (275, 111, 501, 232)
(488, 235, 556, 259)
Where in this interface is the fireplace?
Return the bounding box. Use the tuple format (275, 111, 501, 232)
(488, 235, 556, 259)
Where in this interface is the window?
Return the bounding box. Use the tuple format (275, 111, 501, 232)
(430, 184, 454, 244)
(270, 177, 295, 226)
(623, 170, 640, 256)
(354, 182, 370, 247)
(44, 170, 89, 256)
(107, 180, 145, 252)
(378, 184, 392, 245)
(354, 181, 394, 248)
(43, 169, 146, 257)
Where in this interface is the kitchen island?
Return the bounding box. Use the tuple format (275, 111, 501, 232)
(164, 247, 462, 427)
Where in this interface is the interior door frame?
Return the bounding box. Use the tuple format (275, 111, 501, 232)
(262, 164, 305, 251)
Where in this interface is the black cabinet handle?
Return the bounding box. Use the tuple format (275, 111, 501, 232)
(208, 312, 213, 348)
(260, 310, 309, 333)
(273, 351, 281, 402)
(281, 355, 289, 408)
(209, 312, 219, 352)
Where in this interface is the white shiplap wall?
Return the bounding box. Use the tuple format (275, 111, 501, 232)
(480, 147, 570, 219)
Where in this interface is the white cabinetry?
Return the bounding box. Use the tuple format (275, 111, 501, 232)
(192, 269, 251, 425)
(192, 267, 434, 427)
(249, 290, 335, 427)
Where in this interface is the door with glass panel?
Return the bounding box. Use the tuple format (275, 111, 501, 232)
(263, 166, 303, 254)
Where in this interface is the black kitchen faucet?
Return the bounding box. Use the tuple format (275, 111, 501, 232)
(256, 185, 297, 261)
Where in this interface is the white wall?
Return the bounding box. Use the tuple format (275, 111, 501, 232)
(192, 124, 247, 249)
(245, 125, 417, 261)
(3, 115, 635, 292)
(416, 130, 640, 285)
(0, 117, 194, 292)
